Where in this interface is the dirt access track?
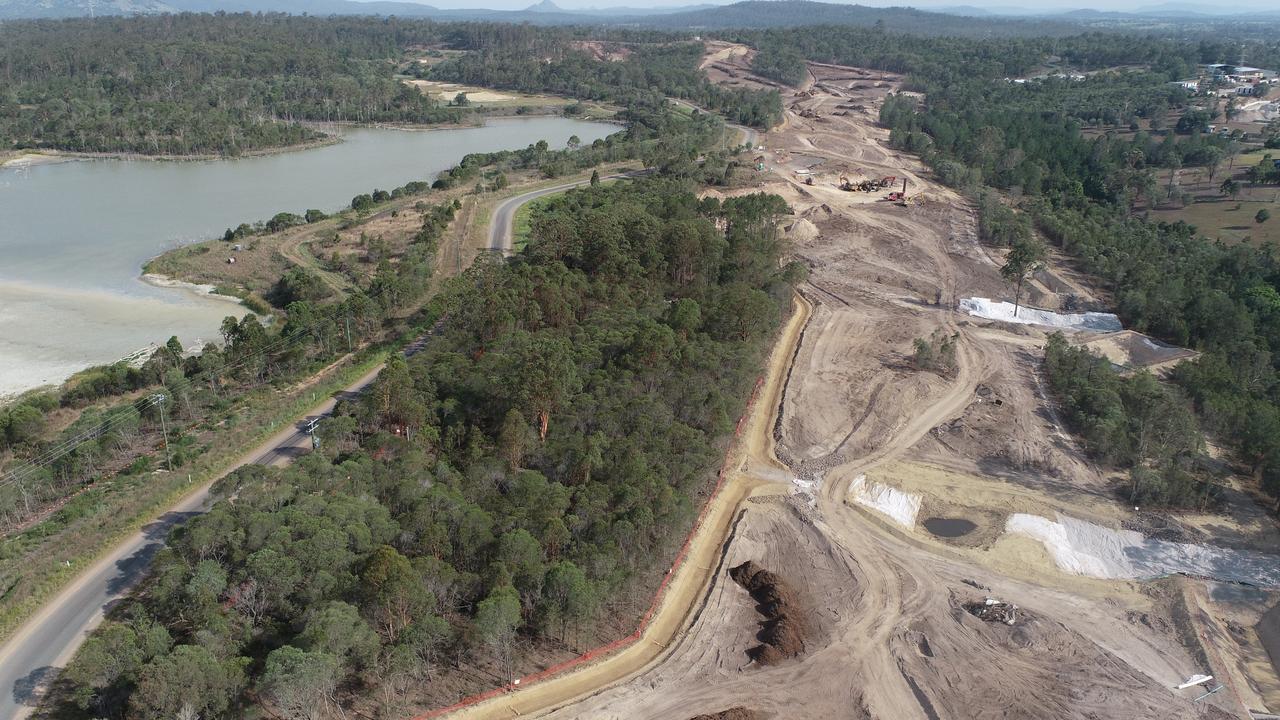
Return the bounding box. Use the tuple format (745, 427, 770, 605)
(443, 52, 1280, 720)
(445, 291, 812, 720)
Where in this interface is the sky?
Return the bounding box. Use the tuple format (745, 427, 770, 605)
(411, 0, 1280, 12)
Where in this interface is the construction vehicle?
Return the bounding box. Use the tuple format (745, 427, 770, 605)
(843, 175, 904, 193)
(886, 178, 911, 206)
(841, 175, 875, 192)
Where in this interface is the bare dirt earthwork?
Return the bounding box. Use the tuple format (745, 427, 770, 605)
(425, 49, 1280, 720)
(504, 51, 1280, 720)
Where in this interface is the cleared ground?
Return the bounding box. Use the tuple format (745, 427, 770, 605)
(458, 50, 1280, 720)
(402, 79, 574, 108)
(1082, 330, 1200, 375)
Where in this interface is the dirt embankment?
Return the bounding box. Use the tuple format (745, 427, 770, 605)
(1261, 600, 1280, 679)
(729, 560, 807, 664)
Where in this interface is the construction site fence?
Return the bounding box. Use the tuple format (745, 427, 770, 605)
(414, 374, 766, 719)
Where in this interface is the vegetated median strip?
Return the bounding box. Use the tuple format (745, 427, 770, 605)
(420, 293, 811, 720)
(510, 196, 549, 252)
(0, 348, 387, 645)
(510, 178, 620, 251)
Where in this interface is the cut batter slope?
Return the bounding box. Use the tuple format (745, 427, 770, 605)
(539, 502, 863, 720)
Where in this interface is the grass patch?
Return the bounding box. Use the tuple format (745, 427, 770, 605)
(1150, 149, 1280, 247)
(511, 177, 628, 251)
(512, 196, 550, 251)
(212, 284, 272, 314)
(1152, 195, 1280, 247)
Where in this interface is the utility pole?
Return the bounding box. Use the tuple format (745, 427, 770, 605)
(345, 316, 352, 352)
(152, 393, 172, 471)
(305, 417, 321, 450)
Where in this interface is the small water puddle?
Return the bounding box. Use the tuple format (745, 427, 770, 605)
(923, 517, 976, 538)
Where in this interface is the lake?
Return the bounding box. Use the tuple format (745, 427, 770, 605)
(0, 116, 618, 399)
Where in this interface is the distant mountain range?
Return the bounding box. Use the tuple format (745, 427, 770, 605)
(2, 0, 167, 18)
(932, 1, 1280, 19)
(0, 0, 1067, 33)
(2, 0, 1279, 26)
(617, 0, 1080, 34)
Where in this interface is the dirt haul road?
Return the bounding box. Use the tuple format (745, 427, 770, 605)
(445, 292, 811, 720)
(455, 54, 1279, 720)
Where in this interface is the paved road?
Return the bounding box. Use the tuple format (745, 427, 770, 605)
(484, 106, 760, 257)
(487, 171, 646, 255)
(0, 359, 394, 719)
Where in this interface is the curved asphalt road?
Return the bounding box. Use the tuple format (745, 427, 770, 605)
(0, 360, 395, 719)
(487, 112, 757, 255)
(487, 171, 644, 255)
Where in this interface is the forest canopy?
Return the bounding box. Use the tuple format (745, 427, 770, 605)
(0, 15, 784, 156)
(0, 15, 462, 155)
(51, 177, 802, 718)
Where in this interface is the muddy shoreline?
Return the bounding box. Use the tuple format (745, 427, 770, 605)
(140, 272, 247, 307)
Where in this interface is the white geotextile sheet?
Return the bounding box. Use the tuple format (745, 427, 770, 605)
(1007, 513, 1280, 587)
(960, 297, 1122, 332)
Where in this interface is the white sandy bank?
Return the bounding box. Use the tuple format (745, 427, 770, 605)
(849, 474, 921, 528)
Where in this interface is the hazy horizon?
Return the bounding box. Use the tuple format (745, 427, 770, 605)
(348, 0, 1280, 14)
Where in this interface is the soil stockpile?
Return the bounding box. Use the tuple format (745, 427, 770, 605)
(730, 560, 806, 664)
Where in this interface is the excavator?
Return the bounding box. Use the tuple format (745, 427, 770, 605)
(885, 178, 911, 206)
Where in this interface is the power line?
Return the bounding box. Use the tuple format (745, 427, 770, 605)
(16, 396, 163, 468)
